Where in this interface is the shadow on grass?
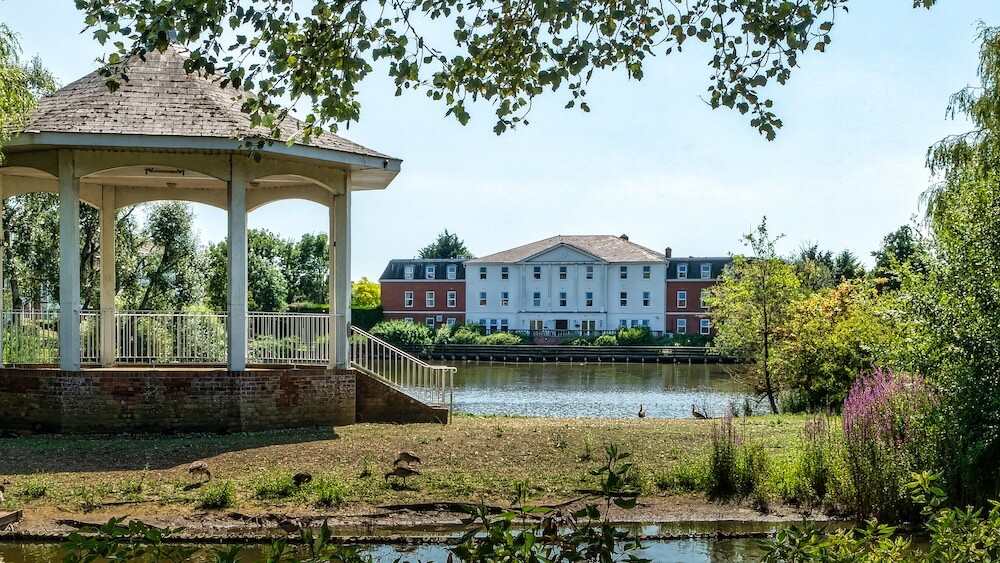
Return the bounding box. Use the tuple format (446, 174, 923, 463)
(0, 426, 336, 474)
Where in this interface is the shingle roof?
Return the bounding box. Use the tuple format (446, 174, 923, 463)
(22, 45, 390, 159)
(666, 257, 733, 279)
(380, 259, 467, 281)
(467, 235, 665, 264)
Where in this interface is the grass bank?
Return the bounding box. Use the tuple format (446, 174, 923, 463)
(0, 415, 817, 514)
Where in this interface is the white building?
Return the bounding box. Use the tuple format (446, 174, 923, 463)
(464, 235, 667, 334)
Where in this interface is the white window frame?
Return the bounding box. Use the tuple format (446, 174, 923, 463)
(447, 290, 457, 308)
(404, 317, 414, 323)
(533, 266, 542, 280)
(501, 266, 509, 280)
(426, 265, 436, 279)
(586, 266, 594, 280)
(559, 266, 567, 279)
(700, 290, 709, 309)
(620, 319, 628, 327)
(677, 319, 687, 334)
(641, 319, 650, 327)
(620, 291, 628, 307)
(447, 265, 457, 280)
(425, 291, 435, 307)
(404, 291, 414, 308)
(643, 265, 651, 279)
(533, 292, 541, 307)
(620, 266, 628, 279)
(700, 318, 711, 335)
(446, 318, 456, 326)
(585, 291, 594, 307)
(559, 291, 567, 307)
(642, 291, 650, 307)
(677, 290, 687, 308)
(403, 265, 414, 280)
(677, 263, 688, 279)
(479, 291, 487, 307)
(501, 291, 509, 307)
(425, 317, 435, 328)
(701, 263, 712, 279)
(479, 266, 487, 280)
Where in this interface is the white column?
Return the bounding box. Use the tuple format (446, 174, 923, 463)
(329, 181, 351, 368)
(58, 150, 81, 371)
(227, 160, 248, 371)
(100, 186, 116, 367)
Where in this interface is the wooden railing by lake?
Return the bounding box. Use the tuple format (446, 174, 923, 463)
(400, 344, 735, 363)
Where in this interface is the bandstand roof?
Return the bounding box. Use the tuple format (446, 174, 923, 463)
(0, 45, 401, 201)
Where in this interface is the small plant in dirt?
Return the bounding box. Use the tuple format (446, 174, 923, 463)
(313, 477, 346, 508)
(253, 471, 298, 500)
(199, 480, 233, 509)
(19, 477, 50, 500)
(709, 405, 769, 502)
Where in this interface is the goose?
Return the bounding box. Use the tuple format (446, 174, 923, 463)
(637, 404, 646, 419)
(293, 472, 312, 486)
(385, 466, 421, 485)
(188, 460, 212, 481)
(0, 483, 5, 503)
(691, 404, 708, 420)
(394, 451, 422, 466)
(277, 519, 301, 535)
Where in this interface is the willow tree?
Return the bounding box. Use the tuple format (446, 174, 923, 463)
(0, 23, 55, 161)
(708, 218, 801, 414)
(75, 0, 938, 142)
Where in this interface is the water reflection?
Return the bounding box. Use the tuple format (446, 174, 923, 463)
(450, 361, 756, 419)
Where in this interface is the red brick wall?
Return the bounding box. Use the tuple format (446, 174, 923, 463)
(355, 372, 449, 424)
(381, 280, 466, 327)
(665, 280, 718, 335)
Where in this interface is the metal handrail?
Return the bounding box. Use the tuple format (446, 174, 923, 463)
(348, 325, 455, 409)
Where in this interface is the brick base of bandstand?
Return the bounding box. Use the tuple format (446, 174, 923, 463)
(0, 366, 448, 434)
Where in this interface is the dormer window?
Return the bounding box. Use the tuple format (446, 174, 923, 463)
(677, 263, 688, 279)
(447, 265, 457, 280)
(701, 263, 712, 279)
(426, 265, 436, 279)
(404, 265, 414, 280)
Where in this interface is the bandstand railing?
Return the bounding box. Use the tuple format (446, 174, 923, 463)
(349, 325, 455, 408)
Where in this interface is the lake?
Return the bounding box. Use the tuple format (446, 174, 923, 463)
(449, 361, 756, 419)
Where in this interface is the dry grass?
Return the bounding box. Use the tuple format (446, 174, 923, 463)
(0, 414, 809, 512)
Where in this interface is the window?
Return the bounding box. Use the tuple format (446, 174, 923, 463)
(533, 292, 541, 307)
(585, 291, 594, 307)
(404, 291, 414, 308)
(533, 266, 542, 280)
(447, 291, 457, 308)
(620, 292, 628, 307)
(559, 266, 567, 279)
(642, 291, 651, 307)
(620, 266, 628, 279)
(446, 318, 456, 326)
(436, 315, 443, 322)
(425, 317, 435, 328)
(404, 317, 413, 323)
(620, 319, 628, 327)
(677, 290, 687, 308)
(677, 319, 687, 334)
(700, 290, 709, 309)
(530, 320, 544, 332)
(479, 291, 487, 307)
(404, 265, 414, 280)
(426, 265, 436, 279)
(479, 267, 487, 280)
(701, 263, 712, 279)
(501, 291, 509, 307)
(641, 319, 650, 327)
(559, 292, 567, 307)
(447, 265, 457, 279)
(643, 265, 651, 279)
(425, 291, 435, 307)
(586, 266, 594, 280)
(677, 263, 688, 279)
(501, 266, 509, 280)
(700, 319, 711, 335)
(500, 319, 509, 331)
(630, 320, 639, 327)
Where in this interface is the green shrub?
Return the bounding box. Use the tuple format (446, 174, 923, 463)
(616, 326, 653, 346)
(199, 480, 233, 509)
(563, 337, 594, 346)
(252, 472, 297, 500)
(480, 332, 525, 345)
(369, 319, 433, 347)
(450, 324, 484, 344)
(19, 477, 49, 500)
(594, 334, 618, 346)
(314, 477, 346, 508)
(709, 408, 768, 500)
(797, 413, 837, 503)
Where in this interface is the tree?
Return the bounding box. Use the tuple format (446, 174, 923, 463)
(351, 277, 381, 309)
(125, 202, 205, 311)
(0, 23, 55, 162)
(871, 224, 928, 290)
(708, 218, 801, 414)
(74, 1, 938, 141)
(205, 228, 297, 311)
(832, 249, 864, 282)
(418, 230, 473, 259)
(287, 233, 329, 304)
(792, 242, 835, 292)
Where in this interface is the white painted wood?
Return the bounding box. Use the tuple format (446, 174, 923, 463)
(58, 150, 81, 371)
(330, 180, 351, 368)
(100, 186, 116, 366)
(227, 159, 248, 370)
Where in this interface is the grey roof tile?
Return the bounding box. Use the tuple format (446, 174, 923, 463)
(467, 235, 666, 264)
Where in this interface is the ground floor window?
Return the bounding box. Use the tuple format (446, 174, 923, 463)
(446, 318, 456, 326)
(404, 317, 414, 323)
(425, 317, 435, 328)
(530, 320, 544, 332)
(700, 318, 711, 335)
(677, 319, 687, 334)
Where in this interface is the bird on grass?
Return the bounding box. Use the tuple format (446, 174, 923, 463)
(277, 519, 301, 535)
(188, 460, 212, 482)
(385, 466, 421, 486)
(691, 404, 708, 420)
(638, 404, 646, 419)
(293, 472, 313, 486)
(394, 451, 422, 466)
(0, 482, 6, 504)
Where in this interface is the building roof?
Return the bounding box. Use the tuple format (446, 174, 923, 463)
(380, 259, 467, 281)
(466, 235, 665, 264)
(666, 257, 733, 279)
(21, 45, 390, 160)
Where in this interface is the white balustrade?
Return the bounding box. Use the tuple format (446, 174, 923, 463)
(348, 325, 455, 408)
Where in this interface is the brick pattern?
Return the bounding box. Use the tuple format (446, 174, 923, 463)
(0, 367, 356, 434)
(355, 373, 448, 424)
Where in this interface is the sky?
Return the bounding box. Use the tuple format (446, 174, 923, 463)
(3, 2, 998, 280)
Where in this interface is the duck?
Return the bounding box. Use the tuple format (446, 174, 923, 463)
(188, 460, 212, 481)
(638, 404, 646, 418)
(394, 451, 422, 466)
(293, 472, 312, 486)
(691, 404, 708, 420)
(385, 466, 421, 485)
